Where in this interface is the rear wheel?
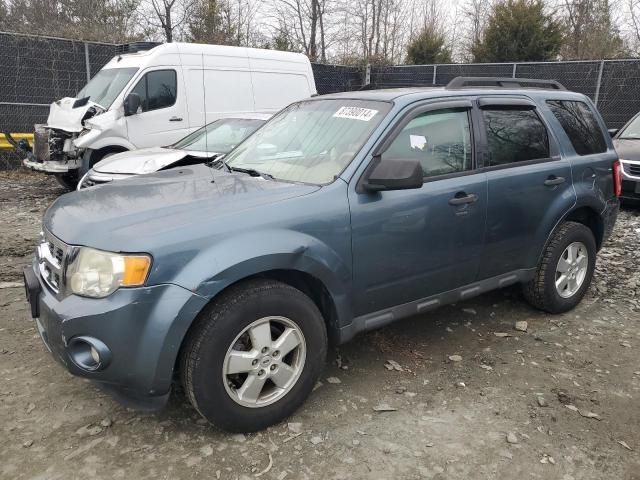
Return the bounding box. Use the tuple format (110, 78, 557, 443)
(181, 279, 327, 432)
(522, 221, 596, 313)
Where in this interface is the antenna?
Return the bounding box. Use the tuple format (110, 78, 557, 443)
(201, 53, 209, 157)
(201, 53, 215, 183)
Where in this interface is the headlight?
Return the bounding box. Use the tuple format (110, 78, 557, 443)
(66, 247, 151, 298)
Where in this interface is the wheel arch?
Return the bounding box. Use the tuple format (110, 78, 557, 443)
(172, 268, 343, 382)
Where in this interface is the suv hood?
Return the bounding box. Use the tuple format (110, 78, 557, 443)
(613, 138, 640, 161)
(93, 147, 217, 175)
(47, 97, 105, 132)
(44, 164, 319, 251)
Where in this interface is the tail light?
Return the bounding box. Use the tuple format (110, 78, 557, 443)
(613, 160, 622, 197)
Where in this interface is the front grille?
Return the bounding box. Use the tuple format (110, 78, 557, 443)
(37, 230, 69, 295)
(623, 162, 640, 177)
(33, 124, 50, 163)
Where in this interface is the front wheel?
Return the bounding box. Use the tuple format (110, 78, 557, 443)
(53, 172, 79, 191)
(522, 221, 596, 313)
(181, 279, 327, 432)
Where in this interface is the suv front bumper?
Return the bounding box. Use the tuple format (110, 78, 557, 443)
(23, 260, 208, 409)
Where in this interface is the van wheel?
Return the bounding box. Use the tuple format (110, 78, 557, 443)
(181, 279, 327, 432)
(54, 172, 78, 191)
(522, 221, 596, 314)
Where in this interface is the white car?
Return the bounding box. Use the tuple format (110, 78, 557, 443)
(24, 42, 316, 189)
(77, 116, 268, 189)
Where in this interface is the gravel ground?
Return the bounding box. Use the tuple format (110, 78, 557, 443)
(1, 170, 639, 480)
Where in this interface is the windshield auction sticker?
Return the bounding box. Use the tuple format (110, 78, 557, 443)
(333, 106, 379, 121)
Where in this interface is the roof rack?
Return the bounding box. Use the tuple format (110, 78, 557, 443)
(446, 77, 566, 91)
(115, 41, 161, 54)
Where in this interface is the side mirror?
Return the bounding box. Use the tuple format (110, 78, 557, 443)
(608, 128, 619, 138)
(362, 157, 423, 192)
(123, 93, 141, 116)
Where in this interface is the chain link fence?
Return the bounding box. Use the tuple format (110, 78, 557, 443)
(2, 31, 640, 170)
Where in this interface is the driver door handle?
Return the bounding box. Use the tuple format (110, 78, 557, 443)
(544, 175, 565, 186)
(169, 116, 183, 122)
(449, 192, 478, 206)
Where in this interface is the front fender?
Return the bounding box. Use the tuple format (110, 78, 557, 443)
(164, 228, 353, 325)
(74, 131, 135, 151)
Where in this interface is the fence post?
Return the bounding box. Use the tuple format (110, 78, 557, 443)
(594, 60, 605, 106)
(363, 63, 371, 87)
(512, 63, 517, 78)
(432, 65, 437, 85)
(84, 42, 91, 82)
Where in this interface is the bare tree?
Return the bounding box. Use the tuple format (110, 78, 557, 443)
(560, 0, 625, 59)
(144, 0, 196, 42)
(460, 0, 492, 61)
(629, 0, 640, 51)
(269, 0, 328, 61)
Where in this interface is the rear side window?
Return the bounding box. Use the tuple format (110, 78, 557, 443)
(130, 69, 177, 112)
(482, 108, 550, 167)
(546, 100, 606, 155)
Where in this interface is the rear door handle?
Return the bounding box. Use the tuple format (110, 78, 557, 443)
(169, 116, 183, 122)
(449, 192, 478, 206)
(544, 175, 565, 186)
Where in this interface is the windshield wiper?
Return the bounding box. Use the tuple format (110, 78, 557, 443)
(206, 155, 232, 173)
(229, 166, 275, 180)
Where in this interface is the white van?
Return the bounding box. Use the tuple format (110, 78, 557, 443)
(23, 42, 317, 188)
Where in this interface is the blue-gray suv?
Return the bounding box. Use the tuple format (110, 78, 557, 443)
(24, 77, 621, 432)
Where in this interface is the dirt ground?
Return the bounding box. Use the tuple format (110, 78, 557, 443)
(0, 170, 639, 480)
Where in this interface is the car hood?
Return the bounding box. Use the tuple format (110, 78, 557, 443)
(47, 97, 105, 133)
(93, 147, 217, 175)
(613, 138, 640, 161)
(45, 164, 320, 251)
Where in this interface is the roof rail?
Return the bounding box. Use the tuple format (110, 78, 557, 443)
(115, 41, 161, 54)
(446, 76, 566, 91)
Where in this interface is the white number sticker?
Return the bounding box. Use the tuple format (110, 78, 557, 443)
(333, 106, 379, 121)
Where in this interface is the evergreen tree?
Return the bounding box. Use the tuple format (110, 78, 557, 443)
(472, 0, 562, 62)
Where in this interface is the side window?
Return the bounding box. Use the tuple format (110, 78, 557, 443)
(482, 108, 550, 167)
(383, 109, 473, 178)
(129, 70, 177, 113)
(546, 100, 607, 155)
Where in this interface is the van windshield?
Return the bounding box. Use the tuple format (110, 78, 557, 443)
(224, 99, 391, 184)
(77, 67, 138, 109)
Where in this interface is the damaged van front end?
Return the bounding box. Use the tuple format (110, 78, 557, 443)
(22, 61, 140, 189)
(24, 97, 106, 176)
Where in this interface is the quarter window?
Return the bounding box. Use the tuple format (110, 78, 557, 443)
(546, 100, 607, 155)
(482, 108, 550, 166)
(129, 70, 177, 112)
(384, 109, 473, 178)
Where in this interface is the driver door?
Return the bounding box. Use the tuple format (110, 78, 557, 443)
(349, 101, 488, 316)
(125, 68, 190, 148)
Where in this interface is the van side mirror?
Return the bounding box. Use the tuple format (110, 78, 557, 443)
(124, 93, 141, 116)
(362, 157, 423, 192)
(608, 128, 619, 138)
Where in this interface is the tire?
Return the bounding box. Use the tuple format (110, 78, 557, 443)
(522, 221, 596, 314)
(181, 279, 328, 432)
(80, 149, 119, 176)
(54, 172, 79, 191)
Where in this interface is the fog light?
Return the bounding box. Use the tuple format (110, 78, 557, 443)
(90, 346, 100, 364)
(68, 336, 112, 372)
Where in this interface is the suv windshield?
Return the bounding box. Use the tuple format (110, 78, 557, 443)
(619, 115, 640, 139)
(224, 99, 391, 184)
(173, 118, 265, 153)
(77, 67, 138, 109)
